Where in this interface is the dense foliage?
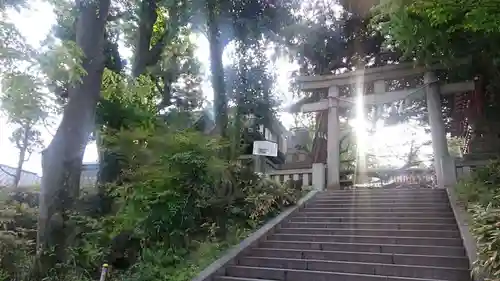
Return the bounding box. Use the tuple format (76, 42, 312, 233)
(0, 123, 303, 280)
(373, 0, 500, 129)
(0, 0, 308, 279)
(3, 0, 499, 279)
(374, 0, 500, 65)
(455, 162, 500, 280)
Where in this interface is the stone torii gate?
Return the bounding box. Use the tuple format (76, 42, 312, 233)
(293, 63, 475, 189)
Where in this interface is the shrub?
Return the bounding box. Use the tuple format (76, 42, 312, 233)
(455, 161, 500, 280)
(0, 125, 304, 281)
(107, 125, 301, 241)
(469, 204, 500, 280)
(97, 125, 302, 279)
(456, 162, 500, 207)
(0, 190, 37, 281)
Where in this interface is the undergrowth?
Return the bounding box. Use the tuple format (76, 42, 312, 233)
(455, 161, 500, 281)
(0, 126, 304, 281)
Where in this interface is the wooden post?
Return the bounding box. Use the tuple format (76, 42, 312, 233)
(99, 264, 109, 281)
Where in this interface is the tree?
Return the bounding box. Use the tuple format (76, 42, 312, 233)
(0, 1, 49, 188)
(34, 0, 111, 277)
(201, 0, 301, 137)
(205, 0, 228, 137)
(373, 0, 500, 156)
(0, 72, 47, 187)
(95, 0, 203, 201)
(224, 39, 279, 156)
(374, 0, 500, 65)
(45, 0, 204, 211)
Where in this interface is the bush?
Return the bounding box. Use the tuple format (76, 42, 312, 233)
(117, 227, 252, 281)
(99, 125, 302, 279)
(455, 161, 500, 280)
(456, 162, 500, 207)
(469, 204, 500, 280)
(0, 125, 304, 281)
(0, 190, 37, 281)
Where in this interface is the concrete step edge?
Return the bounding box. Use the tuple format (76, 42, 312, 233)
(322, 190, 446, 194)
(289, 216, 456, 221)
(306, 203, 450, 206)
(313, 197, 449, 201)
(285, 221, 458, 226)
(215, 277, 276, 281)
(303, 205, 451, 209)
(240, 256, 470, 272)
(283, 222, 459, 229)
(297, 211, 454, 214)
(309, 198, 449, 205)
(319, 194, 446, 197)
(316, 194, 448, 196)
(317, 192, 447, 194)
(271, 233, 462, 241)
(251, 248, 470, 265)
(215, 277, 275, 281)
(263, 240, 467, 252)
(226, 265, 449, 281)
(278, 227, 460, 234)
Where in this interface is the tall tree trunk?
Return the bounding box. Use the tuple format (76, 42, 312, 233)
(14, 146, 26, 188)
(132, 0, 158, 77)
(14, 124, 30, 188)
(206, 0, 229, 237)
(35, 0, 110, 278)
(207, 0, 228, 137)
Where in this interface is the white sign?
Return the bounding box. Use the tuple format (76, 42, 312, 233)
(252, 140, 278, 157)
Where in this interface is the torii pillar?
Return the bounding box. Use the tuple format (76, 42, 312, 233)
(424, 72, 457, 188)
(327, 86, 341, 189)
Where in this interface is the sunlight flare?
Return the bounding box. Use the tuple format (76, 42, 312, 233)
(354, 71, 368, 183)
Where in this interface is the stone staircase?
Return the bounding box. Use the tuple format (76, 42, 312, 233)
(214, 188, 471, 281)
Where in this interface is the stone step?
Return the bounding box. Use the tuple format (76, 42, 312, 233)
(302, 206, 452, 213)
(315, 195, 449, 201)
(249, 248, 470, 269)
(260, 240, 466, 257)
(311, 198, 450, 204)
(216, 277, 275, 281)
(206, 189, 472, 281)
(323, 189, 445, 194)
(317, 190, 448, 196)
(224, 265, 459, 281)
(277, 227, 461, 238)
(269, 233, 463, 247)
(289, 216, 457, 224)
(282, 221, 459, 231)
(237, 257, 469, 281)
(306, 202, 450, 208)
(294, 211, 454, 218)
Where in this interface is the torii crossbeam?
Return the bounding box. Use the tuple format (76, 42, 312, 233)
(292, 62, 475, 189)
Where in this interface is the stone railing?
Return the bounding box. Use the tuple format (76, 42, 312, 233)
(266, 163, 326, 190)
(341, 168, 436, 188)
(386, 172, 435, 186)
(455, 159, 490, 180)
(267, 168, 312, 187)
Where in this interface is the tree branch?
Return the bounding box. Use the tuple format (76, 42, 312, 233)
(24, 152, 32, 162)
(43, 119, 55, 137)
(0, 165, 16, 178)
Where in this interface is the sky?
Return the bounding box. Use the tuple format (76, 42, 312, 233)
(0, 1, 432, 175)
